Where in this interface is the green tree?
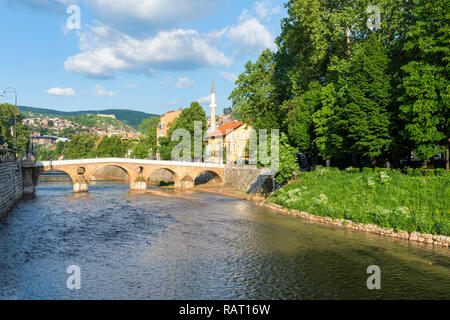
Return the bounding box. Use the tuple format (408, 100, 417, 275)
(223, 107, 233, 115)
(138, 116, 159, 145)
(314, 35, 392, 165)
(165, 101, 207, 160)
(0, 104, 28, 156)
(275, 133, 300, 184)
(229, 49, 281, 131)
(63, 133, 98, 159)
(158, 137, 173, 161)
(132, 138, 152, 159)
(96, 135, 125, 158)
(398, 0, 449, 168)
(287, 82, 322, 152)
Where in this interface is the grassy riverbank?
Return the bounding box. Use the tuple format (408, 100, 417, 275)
(269, 168, 450, 236)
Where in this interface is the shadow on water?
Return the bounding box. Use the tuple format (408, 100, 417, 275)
(0, 181, 449, 300)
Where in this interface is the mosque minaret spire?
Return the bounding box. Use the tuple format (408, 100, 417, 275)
(210, 78, 217, 131)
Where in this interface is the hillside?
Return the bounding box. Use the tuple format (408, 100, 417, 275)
(19, 106, 159, 129)
(66, 114, 135, 132)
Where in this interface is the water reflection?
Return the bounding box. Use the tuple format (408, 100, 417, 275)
(0, 182, 449, 300)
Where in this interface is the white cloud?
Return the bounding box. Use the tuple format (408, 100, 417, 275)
(46, 87, 76, 96)
(197, 95, 211, 106)
(125, 83, 137, 88)
(6, 0, 76, 13)
(65, 24, 232, 78)
(254, 1, 281, 20)
(220, 72, 238, 82)
(175, 77, 195, 89)
(227, 12, 276, 55)
(205, 11, 275, 57)
(93, 84, 115, 97)
(86, 0, 219, 34)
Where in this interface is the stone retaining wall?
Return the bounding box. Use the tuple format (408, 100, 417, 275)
(0, 162, 23, 218)
(256, 202, 450, 248)
(224, 165, 274, 195)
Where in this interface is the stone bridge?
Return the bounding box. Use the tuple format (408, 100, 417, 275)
(35, 158, 225, 192)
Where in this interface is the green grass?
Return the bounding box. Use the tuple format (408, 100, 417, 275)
(269, 168, 450, 236)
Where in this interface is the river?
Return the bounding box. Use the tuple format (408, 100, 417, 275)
(0, 178, 449, 300)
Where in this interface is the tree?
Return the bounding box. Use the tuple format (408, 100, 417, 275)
(287, 82, 322, 152)
(398, 0, 449, 168)
(313, 35, 392, 165)
(132, 138, 152, 159)
(165, 101, 207, 160)
(223, 107, 233, 115)
(275, 133, 299, 184)
(229, 49, 281, 131)
(63, 133, 98, 159)
(97, 135, 125, 158)
(340, 35, 392, 160)
(138, 116, 159, 145)
(158, 137, 173, 161)
(0, 104, 28, 155)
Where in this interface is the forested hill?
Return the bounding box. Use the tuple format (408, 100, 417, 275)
(19, 106, 159, 129)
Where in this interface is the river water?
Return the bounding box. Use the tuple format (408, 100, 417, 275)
(0, 179, 449, 300)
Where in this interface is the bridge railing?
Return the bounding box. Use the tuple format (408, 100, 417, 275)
(36, 158, 225, 168)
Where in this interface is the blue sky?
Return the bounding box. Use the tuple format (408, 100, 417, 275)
(0, 0, 286, 116)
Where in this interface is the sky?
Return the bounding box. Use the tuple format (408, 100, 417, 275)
(0, 0, 286, 116)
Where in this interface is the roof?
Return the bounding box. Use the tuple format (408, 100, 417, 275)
(207, 121, 243, 138)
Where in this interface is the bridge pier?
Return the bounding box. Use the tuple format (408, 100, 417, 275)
(21, 160, 41, 196)
(73, 175, 89, 193)
(175, 178, 194, 189)
(131, 176, 148, 191)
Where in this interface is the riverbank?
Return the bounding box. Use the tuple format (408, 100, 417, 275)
(266, 168, 450, 247)
(0, 162, 23, 219)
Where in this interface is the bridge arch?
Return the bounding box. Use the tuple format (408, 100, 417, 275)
(194, 170, 223, 186)
(40, 167, 76, 183)
(88, 164, 131, 183)
(147, 167, 180, 186)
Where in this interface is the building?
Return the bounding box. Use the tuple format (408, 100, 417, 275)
(206, 121, 252, 164)
(204, 79, 252, 164)
(157, 109, 182, 139)
(32, 136, 69, 146)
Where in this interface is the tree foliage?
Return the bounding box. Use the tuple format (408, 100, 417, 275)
(97, 135, 126, 158)
(231, 0, 450, 172)
(63, 133, 99, 159)
(158, 102, 207, 160)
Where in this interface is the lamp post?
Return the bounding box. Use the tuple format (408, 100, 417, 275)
(0, 87, 18, 159)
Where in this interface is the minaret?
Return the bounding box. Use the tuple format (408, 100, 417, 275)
(210, 79, 217, 131)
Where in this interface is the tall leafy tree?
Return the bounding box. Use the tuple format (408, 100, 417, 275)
(314, 35, 392, 165)
(0, 104, 28, 155)
(162, 101, 207, 160)
(398, 0, 449, 168)
(287, 82, 322, 152)
(138, 116, 159, 146)
(229, 49, 281, 131)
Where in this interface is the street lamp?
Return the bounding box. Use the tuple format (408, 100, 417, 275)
(0, 87, 18, 159)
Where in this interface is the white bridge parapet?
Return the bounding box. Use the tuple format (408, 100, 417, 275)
(36, 158, 225, 169)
